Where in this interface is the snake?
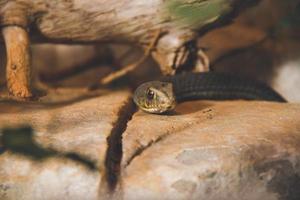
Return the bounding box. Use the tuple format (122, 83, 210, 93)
(133, 72, 286, 114)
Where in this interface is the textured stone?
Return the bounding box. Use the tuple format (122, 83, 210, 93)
(0, 88, 131, 200)
(0, 154, 99, 200)
(122, 101, 300, 200)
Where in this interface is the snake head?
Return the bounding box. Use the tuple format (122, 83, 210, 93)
(133, 81, 176, 114)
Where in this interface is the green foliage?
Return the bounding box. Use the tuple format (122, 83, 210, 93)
(166, 0, 231, 27)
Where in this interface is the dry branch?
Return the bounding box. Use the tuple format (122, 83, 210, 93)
(0, 0, 260, 97)
(3, 26, 32, 98)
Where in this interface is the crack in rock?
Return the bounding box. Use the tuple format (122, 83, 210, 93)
(123, 118, 204, 168)
(100, 98, 136, 195)
(124, 131, 172, 168)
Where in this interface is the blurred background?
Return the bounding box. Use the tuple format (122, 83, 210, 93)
(1, 0, 299, 101)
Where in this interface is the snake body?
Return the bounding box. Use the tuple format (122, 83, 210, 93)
(165, 72, 286, 102)
(133, 72, 286, 114)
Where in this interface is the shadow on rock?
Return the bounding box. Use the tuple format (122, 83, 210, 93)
(1, 126, 97, 170)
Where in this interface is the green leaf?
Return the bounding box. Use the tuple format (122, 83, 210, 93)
(167, 0, 231, 27)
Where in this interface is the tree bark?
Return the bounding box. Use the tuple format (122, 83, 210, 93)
(0, 0, 258, 97)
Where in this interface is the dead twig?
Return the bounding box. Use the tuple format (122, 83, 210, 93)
(99, 29, 162, 85)
(3, 26, 32, 98)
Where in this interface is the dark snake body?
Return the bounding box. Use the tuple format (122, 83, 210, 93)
(163, 72, 286, 103)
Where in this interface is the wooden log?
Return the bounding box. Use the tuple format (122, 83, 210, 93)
(0, 0, 259, 97)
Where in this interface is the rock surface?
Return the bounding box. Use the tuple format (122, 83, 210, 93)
(1, 90, 300, 200)
(122, 101, 300, 200)
(0, 88, 132, 200)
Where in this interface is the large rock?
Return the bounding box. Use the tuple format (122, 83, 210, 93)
(0, 88, 132, 200)
(1, 89, 300, 200)
(122, 101, 300, 200)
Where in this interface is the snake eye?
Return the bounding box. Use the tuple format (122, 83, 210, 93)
(146, 88, 155, 100)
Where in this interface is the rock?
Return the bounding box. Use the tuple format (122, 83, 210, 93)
(0, 155, 99, 200)
(1, 89, 300, 200)
(0, 88, 132, 200)
(122, 101, 300, 200)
